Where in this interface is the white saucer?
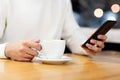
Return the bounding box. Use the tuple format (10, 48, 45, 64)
(38, 56, 72, 64)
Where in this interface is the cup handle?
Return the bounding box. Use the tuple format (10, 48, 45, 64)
(37, 42, 47, 59)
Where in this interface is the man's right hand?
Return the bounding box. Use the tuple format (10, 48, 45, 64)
(5, 39, 42, 62)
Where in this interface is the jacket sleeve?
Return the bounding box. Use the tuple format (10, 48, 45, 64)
(0, 0, 7, 58)
(62, 0, 90, 55)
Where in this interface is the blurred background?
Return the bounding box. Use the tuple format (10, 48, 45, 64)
(71, 0, 120, 28)
(65, 0, 120, 52)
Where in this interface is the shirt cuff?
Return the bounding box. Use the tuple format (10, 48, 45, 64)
(0, 43, 8, 58)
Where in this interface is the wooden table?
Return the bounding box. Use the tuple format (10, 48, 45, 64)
(0, 51, 120, 80)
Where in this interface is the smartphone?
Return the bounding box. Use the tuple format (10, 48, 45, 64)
(82, 20, 117, 48)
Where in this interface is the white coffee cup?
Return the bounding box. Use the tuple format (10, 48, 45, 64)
(38, 40, 66, 59)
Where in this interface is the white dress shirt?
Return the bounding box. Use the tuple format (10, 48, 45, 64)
(0, 0, 88, 58)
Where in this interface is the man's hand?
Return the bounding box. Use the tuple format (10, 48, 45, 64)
(82, 35, 107, 55)
(5, 39, 42, 62)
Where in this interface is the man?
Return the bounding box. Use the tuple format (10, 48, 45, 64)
(0, 0, 107, 62)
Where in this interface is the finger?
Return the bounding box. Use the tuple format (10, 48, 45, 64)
(86, 43, 102, 53)
(23, 40, 41, 51)
(22, 47, 38, 56)
(33, 39, 40, 43)
(13, 57, 31, 62)
(21, 52, 34, 59)
(98, 35, 107, 41)
(90, 39, 105, 48)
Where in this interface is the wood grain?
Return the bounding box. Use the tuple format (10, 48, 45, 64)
(0, 51, 120, 80)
